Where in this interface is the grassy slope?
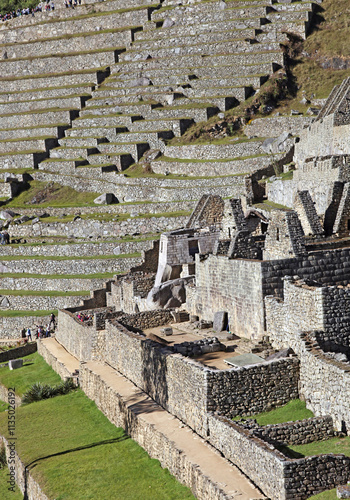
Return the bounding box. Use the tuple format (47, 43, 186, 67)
(0, 390, 194, 500)
(0, 351, 61, 396)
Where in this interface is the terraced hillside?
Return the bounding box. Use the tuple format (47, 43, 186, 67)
(0, 0, 318, 335)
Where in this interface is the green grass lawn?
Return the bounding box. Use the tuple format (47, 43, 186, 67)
(0, 352, 61, 396)
(0, 309, 57, 318)
(234, 399, 314, 425)
(0, 390, 195, 500)
(308, 489, 337, 499)
(286, 436, 350, 459)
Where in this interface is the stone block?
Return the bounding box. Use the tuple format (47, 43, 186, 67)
(161, 327, 173, 336)
(9, 359, 23, 370)
(337, 485, 350, 499)
(213, 311, 228, 332)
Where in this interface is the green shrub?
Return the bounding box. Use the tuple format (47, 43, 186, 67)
(21, 378, 76, 405)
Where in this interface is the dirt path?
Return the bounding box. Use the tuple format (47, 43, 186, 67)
(42, 338, 266, 500)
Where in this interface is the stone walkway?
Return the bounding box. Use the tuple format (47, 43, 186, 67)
(41, 338, 266, 500)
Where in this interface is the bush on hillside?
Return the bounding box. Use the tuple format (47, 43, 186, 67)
(21, 378, 76, 405)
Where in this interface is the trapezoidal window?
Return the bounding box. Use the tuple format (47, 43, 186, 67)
(189, 239, 199, 256)
(276, 227, 280, 241)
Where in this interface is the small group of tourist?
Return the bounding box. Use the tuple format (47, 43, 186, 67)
(23, 313, 55, 342)
(76, 312, 92, 322)
(64, 0, 81, 8)
(0, 231, 10, 245)
(0, 1, 55, 22)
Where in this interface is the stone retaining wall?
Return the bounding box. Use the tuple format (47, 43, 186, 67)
(0, 276, 107, 292)
(0, 256, 141, 275)
(79, 363, 233, 500)
(11, 216, 188, 239)
(56, 309, 300, 435)
(1, 436, 49, 500)
(0, 341, 37, 363)
(0, 315, 51, 339)
(238, 415, 334, 446)
(0, 240, 152, 257)
(207, 413, 350, 500)
(0, 294, 85, 311)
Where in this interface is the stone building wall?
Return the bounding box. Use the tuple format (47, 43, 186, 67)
(193, 254, 265, 339)
(207, 357, 299, 418)
(0, 342, 37, 362)
(265, 280, 350, 431)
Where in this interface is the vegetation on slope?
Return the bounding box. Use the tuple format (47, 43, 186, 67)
(170, 0, 350, 145)
(0, 390, 195, 499)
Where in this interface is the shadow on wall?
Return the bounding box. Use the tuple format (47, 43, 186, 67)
(141, 341, 168, 410)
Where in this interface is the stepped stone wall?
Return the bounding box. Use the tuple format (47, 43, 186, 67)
(11, 216, 189, 239)
(0, 256, 141, 275)
(0, 294, 85, 311)
(0, 276, 107, 292)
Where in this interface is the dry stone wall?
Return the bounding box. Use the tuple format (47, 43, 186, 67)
(0, 315, 51, 339)
(11, 216, 189, 239)
(265, 280, 350, 431)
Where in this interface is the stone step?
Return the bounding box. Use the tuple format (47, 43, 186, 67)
(0, 9, 149, 44)
(58, 136, 108, 148)
(0, 108, 78, 130)
(125, 117, 194, 136)
(266, 8, 311, 23)
(187, 75, 266, 89)
(0, 94, 88, 115)
(0, 137, 57, 154)
(182, 85, 252, 100)
(133, 22, 257, 42)
(120, 40, 281, 62)
(151, 152, 282, 176)
(73, 114, 141, 128)
(0, 67, 109, 93)
(0, 151, 46, 170)
(0, 125, 65, 141)
(39, 159, 81, 173)
(151, 4, 268, 23)
(0, 83, 95, 103)
(166, 95, 239, 112)
(0, 47, 119, 78)
(97, 141, 149, 160)
(113, 50, 285, 73)
(80, 101, 153, 116)
(0, 29, 133, 60)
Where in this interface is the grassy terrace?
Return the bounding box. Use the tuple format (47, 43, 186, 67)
(0, 290, 89, 296)
(0, 252, 141, 261)
(233, 399, 314, 425)
(0, 352, 194, 499)
(0, 309, 57, 318)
